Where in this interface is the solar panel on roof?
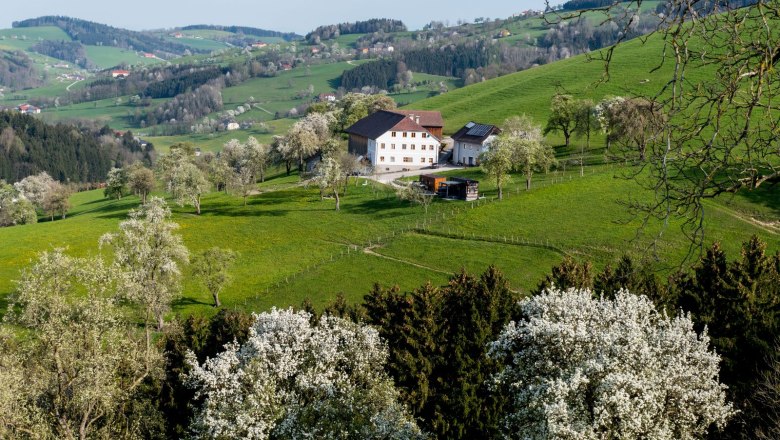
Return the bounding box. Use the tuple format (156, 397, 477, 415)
(465, 122, 476, 128)
(466, 124, 492, 137)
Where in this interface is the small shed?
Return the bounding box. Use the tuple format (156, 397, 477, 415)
(419, 174, 447, 193)
(437, 177, 479, 201)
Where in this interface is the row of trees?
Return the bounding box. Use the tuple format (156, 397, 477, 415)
(305, 18, 407, 43)
(165, 265, 737, 439)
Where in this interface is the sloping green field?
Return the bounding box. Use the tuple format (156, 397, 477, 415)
(0, 161, 775, 318)
(412, 33, 711, 134)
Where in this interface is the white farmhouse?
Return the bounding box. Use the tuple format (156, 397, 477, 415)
(345, 110, 443, 171)
(451, 122, 502, 166)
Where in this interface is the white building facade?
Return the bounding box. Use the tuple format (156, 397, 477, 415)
(451, 122, 501, 166)
(346, 110, 444, 171)
(369, 129, 441, 170)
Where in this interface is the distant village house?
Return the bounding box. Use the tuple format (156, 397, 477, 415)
(111, 70, 130, 78)
(451, 122, 501, 166)
(345, 110, 444, 170)
(318, 93, 337, 103)
(16, 104, 41, 114)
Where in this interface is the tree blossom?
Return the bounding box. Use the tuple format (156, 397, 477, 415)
(489, 287, 734, 440)
(185, 308, 425, 440)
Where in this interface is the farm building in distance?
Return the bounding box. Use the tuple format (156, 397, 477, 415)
(451, 122, 501, 166)
(16, 104, 41, 114)
(111, 70, 130, 78)
(345, 110, 443, 171)
(420, 174, 479, 201)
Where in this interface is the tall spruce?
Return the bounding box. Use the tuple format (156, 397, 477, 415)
(364, 266, 518, 439)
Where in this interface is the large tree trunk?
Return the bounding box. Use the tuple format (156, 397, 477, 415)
(497, 176, 503, 200)
(195, 196, 202, 215)
(213, 291, 221, 307)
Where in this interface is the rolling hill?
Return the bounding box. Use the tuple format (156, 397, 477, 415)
(0, 18, 777, 319)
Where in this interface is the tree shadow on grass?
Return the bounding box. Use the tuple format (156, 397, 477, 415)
(172, 296, 213, 309)
(727, 183, 780, 217)
(340, 198, 414, 219)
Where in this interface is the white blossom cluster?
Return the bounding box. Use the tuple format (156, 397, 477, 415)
(185, 308, 425, 440)
(489, 287, 734, 440)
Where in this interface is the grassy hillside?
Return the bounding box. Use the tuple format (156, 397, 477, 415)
(0, 160, 776, 318)
(83, 45, 163, 69)
(2, 13, 776, 320)
(411, 32, 710, 134)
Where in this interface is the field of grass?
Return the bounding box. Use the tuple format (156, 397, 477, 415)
(331, 34, 365, 48)
(0, 157, 776, 319)
(164, 36, 228, 52)
(0, 26, 72, 47)
(84, 46, 163, 69)
(145, 118, 296, 153)
(413, 31, 711, 135)
(40, 97, 169, 129)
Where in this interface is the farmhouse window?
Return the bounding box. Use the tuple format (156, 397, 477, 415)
(428, 158, 434, 163)
(402, 144, 407, 150)
(411, 145, 416, 150)
(420, 157, 425, 163)
(411, 133, 416, 138)
(391, 132, 397, 137)
(390, 157, 395, 162)
(391, 144, 396, 149)
(422, 133, 428, 138)
(403, 132, 408, 138)
(381, 143, 385, 149)
(380, 156, 385, 162)
(403, 157, 413, 163)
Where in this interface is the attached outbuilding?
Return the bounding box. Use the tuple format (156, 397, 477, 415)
(451, 122, 501, 166)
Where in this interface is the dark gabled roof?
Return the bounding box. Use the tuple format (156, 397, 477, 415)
(345, 110, 434, 139)
(451, 121, 501, 144)
(391, 110, 444, 128)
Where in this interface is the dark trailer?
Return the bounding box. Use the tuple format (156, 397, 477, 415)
(437, 177, 479, 201)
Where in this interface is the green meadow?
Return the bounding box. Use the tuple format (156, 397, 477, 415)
(1, 159, 775, 319)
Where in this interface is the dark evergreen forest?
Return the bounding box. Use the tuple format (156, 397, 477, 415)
(0, 112, 153, 183)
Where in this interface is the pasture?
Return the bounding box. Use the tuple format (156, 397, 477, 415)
(0, 159, 776, 319)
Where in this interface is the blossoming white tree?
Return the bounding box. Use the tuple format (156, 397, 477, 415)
(0, 249, 158, 439)
(100, 197, 189, 331)
(489, 288, 734, 440)
(185, 308, 425, 440)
